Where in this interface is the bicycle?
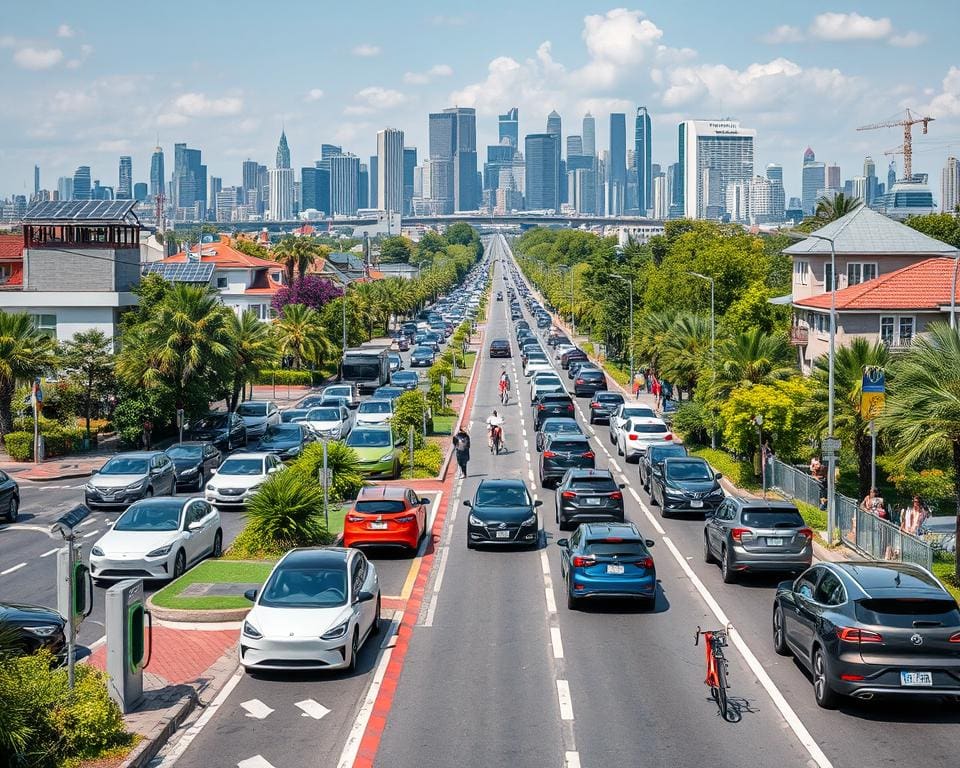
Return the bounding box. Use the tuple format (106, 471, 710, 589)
(489, 426, 505, 455)
(695, 625, 741, 722)
(499, 385, 509, 405)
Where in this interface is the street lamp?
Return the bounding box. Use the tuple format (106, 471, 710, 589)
(555, 264, 575, 335)
(609, 273, 635, 396)
(332, 275, 353, 356)
(687, 271, 716, 449)
(755, 414, 766, 498)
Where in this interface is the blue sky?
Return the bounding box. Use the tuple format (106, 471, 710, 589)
(2, 1, 958, 202)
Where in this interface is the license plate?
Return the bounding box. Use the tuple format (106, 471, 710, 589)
(690, 500, 703, 508)
(495, 530, 511, 539)
(369, 522, 388, 530)
(901, 671, 933, 687)
(766, 537, 784, 546)
(606, 564, 624, 574)
(585, 497, 602, 506)
(102, 495, 115, 501)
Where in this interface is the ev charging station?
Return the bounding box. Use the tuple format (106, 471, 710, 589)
(50, 505, 95, 688)
(105, 579, 152, 712)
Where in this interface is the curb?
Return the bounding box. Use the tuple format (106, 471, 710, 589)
(439, 327, 487, 482)
(146, 594, 251, 623)
(7, 468, 96, 481)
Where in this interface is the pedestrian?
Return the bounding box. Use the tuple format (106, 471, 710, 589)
(637, 370, 647, 393)
(651, 375, 662, 409)
(900, 496, 924, 536)
(860, 487, 887, 520)
(810, 457, 827, 510)
(633, 375, 641, 399)
(453, 427, 471, 478)
(141, 418, 153, 450)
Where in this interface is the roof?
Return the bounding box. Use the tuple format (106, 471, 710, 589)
(0, 234, 23, 260)
(281, 547, 350, 568)
(164, 235, 280, 269)
(23, 200, 138, 224)
(783, 206, 958, 257)
(793, 258, 959, 312)
(581, 522, 642, 539)
(358, 485, 412, 500)
(144, 262, 215, 284)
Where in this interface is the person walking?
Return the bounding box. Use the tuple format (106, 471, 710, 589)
(453, 427, 471, 478)
(860, 487, 888, 520)
(142, 418, 153, 450)
(900, 496, 924, 536)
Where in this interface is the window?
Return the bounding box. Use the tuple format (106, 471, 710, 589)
(847, 262, 877, 287)
(216, 277, 228, 289)
(814, 570, 846, 606)
(0, 265, 11, 283)
(880, 316, 915, 347)
(880, 316, 895, 345)
(823, 263, 834, 293)
(793, 260, 809, 286)
(899, 316, 915, 345)
(794, 567, 821, 600)
(29, 314, 56, 339)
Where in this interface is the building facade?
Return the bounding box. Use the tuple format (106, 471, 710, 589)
(499, 107, 519, 149)
(376, 128, 404, 215)
(679, 120, 756, 220)
(801, 147, 825, 216)
(634, 107, 652, 214)
(942, 156, 960, 213)
(525, 133, 560, 211)
(582, 113, 596, 157)
(330, 154, 360, 216)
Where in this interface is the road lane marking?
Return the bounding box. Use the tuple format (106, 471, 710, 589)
(432, 546, 450, 593)
(1, 562, 26, 575)
(82, 530, 99, 539)
(528, 469, 535, 482)
(539, 548, 551, 575)
(544, 586, 557, 614)
(610, 459, 623, 473)
(295, 699, 331, 720)
(556, 680, 574, 720)
(565, 752, 581, 768)
(77, 517, 97, 527)
(237, 757, 276, 768)
(551, 627, 564, 659)
(40, 548, 59, 558)
(240, 699, 274, 719)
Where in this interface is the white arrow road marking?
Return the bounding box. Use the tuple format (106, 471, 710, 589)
(237, 757, 276, 768)
(240, 699, 274, 719)
(295, 699, 331, 719)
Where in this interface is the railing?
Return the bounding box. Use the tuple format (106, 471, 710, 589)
(768, 458, 933, 571)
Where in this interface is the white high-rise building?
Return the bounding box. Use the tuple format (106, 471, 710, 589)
(942, 156, 960, 213)
(679, 120, 756, 219)
(851, 175, 868, 204)
(267, 168, 294, 221)
(652, 174, 668, 219)
(725, 180, 751, 223)
(377, 128, 404, 215)
(582, 113, 596, 157)
(749, 175, 779, 224)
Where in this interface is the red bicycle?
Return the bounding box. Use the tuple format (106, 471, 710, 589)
(695, 625, 741, 722)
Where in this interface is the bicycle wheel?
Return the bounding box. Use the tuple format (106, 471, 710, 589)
(715, 659, 741, 723)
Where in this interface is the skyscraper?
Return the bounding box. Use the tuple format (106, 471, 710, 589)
(888, 161, 897, 191)
(150, 146, 165, 200)
(268, 131, 294, 220)
(827, 163, 841, 191)
(582, 113, 596, 157)
(377, 128, 404, 214)
(330, 154, 360, 215)
(321, 144, 342, 161)
(133, 183, 148, 202)
(241, 159, 259, 211)
(942, 156, 960, 213)
(546, 110, 563, 204)
(208, 176, 222, 211)
(403, 147, 417, 216)
(801, 147, 825, 216)
(863, 156, 878, 205)
(73, 166, 91, 200)
(766, 163, 783, 184)
(679, 120, 756, 219)
(499, 107, 519, 150)
(525, 133, 560, 211)
(608, 113, 627, 215)
(368, 156, 379, 209)
(428, 111, 456, 214)
(173, 143, 206, 214)
(447, 107, 478, 211)
(118, 156, 133, 199)
(33, 165, 40, 196)
(652, 173, 668, 219)
(546, 110, 562, 142)
(276, 130, 291, 169)
(765, 164, 785, 221)
(634, 107, 652, 214)
(57, 176, 73, 201)
(566, 136, 583, 157)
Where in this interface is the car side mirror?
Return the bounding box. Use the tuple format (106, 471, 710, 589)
(556, 538, 569, 548)
(419, 498, 430, 506)
(715, 472, 723, 480)
(618, 483, 626, 489)
(645, 539, 655, 547)
(652, 466, 662, 476)
(268, 466, 279, 474)
(188, 521, 204, 532)
(244, 589, 258, 602)
(356, 590, 376, 603)
(534, 499, 544, 507)
(464, 500, 472, 507)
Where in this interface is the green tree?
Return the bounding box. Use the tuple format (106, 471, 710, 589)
(273, 303, 331, 369)
(225, 311, 277, 410)
(0, 311, 57, 437)
(719, 377, 813, 460)
(715, 327, 794, 395)
(272, 236, 322, 283)
(814, 192, 862, 221)
(658, 314, 712, 396)
(232, 237, 271, 260)
(379, 236, 414, 263)
(722, 281, 791, 336)
(58, 329, 115, 437)
(904, 213, 960, 248)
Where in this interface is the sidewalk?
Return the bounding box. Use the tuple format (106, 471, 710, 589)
(0, 433, 121, 481)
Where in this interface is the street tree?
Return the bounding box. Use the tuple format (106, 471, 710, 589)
(379, 236, 414, 263)
(815, 192, 862, 222)
(59, 329, 115, 438)
(0, 311, 57, 437)
(226, 311, 277, 410)
(273, 303, 332, 369)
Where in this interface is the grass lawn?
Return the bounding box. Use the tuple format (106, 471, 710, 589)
(932, 559, 960, 601)
(151, 559, 275, 611)
(448, 378, 466, 394)
(431, 414, 456, 435)
(323, 502, 347, 535)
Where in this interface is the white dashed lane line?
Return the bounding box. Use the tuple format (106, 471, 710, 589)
(1, 562, 26, 575)
(556, 680, 575, 721)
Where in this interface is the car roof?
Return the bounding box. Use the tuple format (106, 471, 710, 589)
(167, 441, 212, 447)
(581, 522, 641, 540)
(547, 433, 589, 443)
(280, 547, 351, 568)
(125, 496, 192, 510)
(541, 417, 578, 427)
(627, 417, 667, 425)
(732, 497, 799, 510)
(831, 561, 948, 598)
(358, 485, 410, 500)
(112, 451, 165, 459)
(223, 451, 272, 459)
(594, 391, 623, 398)
(567, 468, 614, 479)
(477, 478, 527, 490)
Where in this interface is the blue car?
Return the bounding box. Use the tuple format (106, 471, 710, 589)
(557, 522, 657, 610)
(410, 345, 435, 367)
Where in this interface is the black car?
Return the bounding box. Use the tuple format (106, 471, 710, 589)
(573, 368, 607, 397)
(560, 348, 588, 369)
(281, 408, 311, 424)
(536, 314, 552, 329)
(540, 434, 595, 487)
(515, 320, 530, 332)
(639, 443, 689, 491)
(773, 561, 960, 708)
(489, 339, 512, 358)
(295, 395, 327, 410)
(165, 441, 222, 492)
(533, 392, 575, 429)
(255, 423, 313, 460)
(0, 468, 20, 523)
(568, 360, 597, 380)
(401, 322, 419, 339)
(536, 416, 584, 452)
(555, 468, 625, 530)
(465, 478, 542, 549)
(187, 412, 247, 452)
(649, 457, 724, 517)
(587, 391, 624, 424)
(391, 370, 420, 391)
(0, 601, 66, 659)
(410, 345, 436, 367)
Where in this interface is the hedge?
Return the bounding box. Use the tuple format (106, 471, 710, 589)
(3, 427, 93, 461)
(255, 369, 313, 386)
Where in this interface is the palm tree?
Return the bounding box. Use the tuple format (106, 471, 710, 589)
(226, 311, 278, 410)
(815, 192, 862, 222)
(715, 328, 794, 396)
(809, 337, 890, 500)
(273, 304, 331, 369)
(635, 310, 679, 373)
(658, 314, 712, 397)
(881, 323, 960, 577)
(0, 311, 57, 437)
(272, 237, 320, 284)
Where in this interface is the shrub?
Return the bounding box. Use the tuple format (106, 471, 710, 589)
(403, 442, 444, 478)
(392, 391, 429, 448)
(255, 369, 313, 386)
(239, 470, 333, 556)
(428, 359, 453, 388)
(671, 401, 710, 445)
(690, 447, 760, 490)
(289, 441, 364, 501)
(3, 432, 33, 461)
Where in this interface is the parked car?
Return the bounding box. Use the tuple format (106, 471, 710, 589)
(918, 515, 958, 554)
(301, 406, 353, 440)
(281, 408, 311, 424)
(540, 434, 595, 487)
(343, 485, 430, 551)
(535, 417, 583, 452)
(465, 479, 542, 549)
(0, 601, 65, 659)
(391, 370, 420, 391)
(165, 441, 222, 492)
(372, 386, 404, 403)
(240, 547, 381, 673)
(639, 443, 689, 491)
(560, 348, 588, 369)
(346, 426, 401, 479)
(205, 452, 283, 509)
(649, 457, 724, 517)
(489, 339, 512, 358)
(587, 391, 624, 424)
(84, 452, 177, 509)
(322, 383, 360, 409)
(555, 469, 625, 530)
(615, 417, 673, 463)
(355, 398, 395, 427)
(255, 423, 313, 460)
(557, 522, 657, 610)
(704, 498, 813, 583)
(533, 392, 576, 429)
(411, 346, 436, 367)
(0, 469, 20, 523)
(187, 412, 248, 452)
(90, 497, 222, 583)
(236, 400, 281, 439)
(573, 368, 607, 397)
(772, 561, 960, 708)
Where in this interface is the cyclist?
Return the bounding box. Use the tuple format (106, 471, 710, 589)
(498, 368, 511, 404)
(486, 409, 505, 453)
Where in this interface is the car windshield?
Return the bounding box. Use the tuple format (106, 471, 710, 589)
(259, 565, 348, 608)
(583, 540, 646, 557)
(855, 598, 960, 627)
(355, 500, 407, 514)
(650, 446, 688, 462)
(545, 421, 579, 434)
(621, 407, 655, 419)
(237, 403, 267, 417)
(281, 409, 309, 422)
(114, 501, 182, 531)
(414, 346, 432, 355)
(306, 408, 341, 421)
(347, 430, 391, 448)
(194, 415, 228, 429)
(741, 509, 805, 528)
(166, 445, 202, 459)
(666, 460, 712, 481)
(263, 425, 300, 440)
(549, 440, 588, 452)
(359, 400, 392, 414)
(475, 484, 530, 507)
(218, 458, 265, 476)
(100, 458, 148, 475)
(596, 394, 623, 403)
(393, 373, 417, 382)
(324, 386, 350, 398)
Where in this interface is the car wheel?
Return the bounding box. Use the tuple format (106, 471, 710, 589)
(196, 473, 205, 493)
(703, 534, 715, 564)
(227, 436, 234, 451)
(566, 583, 578, 610)
(773, 605, 789, 656)
(371, 595, 382, 636)
(721, 546, 736, 584)
(173, 549, 186, 579)
(6, 495, 18, 523)
(212, 530, 223, 558)
(812, 648, 838, 709)
(348, 628, 360, 673)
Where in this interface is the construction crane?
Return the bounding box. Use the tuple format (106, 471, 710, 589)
(857, 109, 934, 182)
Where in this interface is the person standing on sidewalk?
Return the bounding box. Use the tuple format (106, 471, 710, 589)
(453, 428, 471, 478)
(141, 418, 153, 450)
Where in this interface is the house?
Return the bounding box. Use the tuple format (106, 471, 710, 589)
(0, 234, 24, 288)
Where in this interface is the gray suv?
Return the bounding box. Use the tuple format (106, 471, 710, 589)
(84, 451, 177, 509)
(703, 498, 813, 583)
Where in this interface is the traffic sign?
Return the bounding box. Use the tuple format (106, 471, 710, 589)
(822, 437, 841, 453)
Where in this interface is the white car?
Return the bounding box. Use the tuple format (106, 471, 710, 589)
(524, 360, 554, 378)
(530, 373, 565, 402)
(240, 547, 381, 672)
(322, 383, 360, 409)
(355, 398, 394, 426)
(615, 417, 674, 463)
(236, 400, 280, 439)
(608, 403, 658, 446)
(554, 344, 575, 362)
(89, 497, 222, 583)
(301, 405, 353, 440)
(205, 452, 283, 508)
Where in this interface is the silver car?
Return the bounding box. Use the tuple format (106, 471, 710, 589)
(84, 452, 177, 509)
(236, 401, 280, 439)
(301, 406, 353, 440)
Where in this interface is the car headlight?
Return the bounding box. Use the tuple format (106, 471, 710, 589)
(468, 513, 484, 526)
(522, 514, 538, 527)
(664, 486, 684, 497)
(321, 619, 350, 641)
(91, 546, 105, 557)
(378, 452, 395, 462)
(146, 544, 172, 557)
(180, 466, 198, 476)
(248, 482, 265, 492)
(126, 480, 146, 492)
(708, 487, 724, 497)
(206, 484, 216, 492)
(84, 483, 95, 492)
(23, 625, 59, 637)
(287, 446, 301, 455)
(242, 620, 262, 639)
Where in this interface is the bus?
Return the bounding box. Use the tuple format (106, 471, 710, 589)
(341, 346, 390, 394)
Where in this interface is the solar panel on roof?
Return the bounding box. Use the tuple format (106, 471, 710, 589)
(144, 262, 215, 283)
(23, 199, 137, 222)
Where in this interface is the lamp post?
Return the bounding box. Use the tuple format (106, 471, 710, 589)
(334, 275, 352, 356)
(755, 414, 766, 498)
(687, 271, 716, 448)
(610, 274, 635, 396)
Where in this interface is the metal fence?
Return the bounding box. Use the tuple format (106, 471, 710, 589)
(768, 458, 933, 571)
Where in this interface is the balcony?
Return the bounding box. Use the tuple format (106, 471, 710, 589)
(882, 336, 916, 354)
(789, 327, 809, 346)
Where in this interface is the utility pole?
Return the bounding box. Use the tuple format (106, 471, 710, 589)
(610, 274, 634, 396)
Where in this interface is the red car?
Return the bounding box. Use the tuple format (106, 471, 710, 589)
(343, 485, 430, 550)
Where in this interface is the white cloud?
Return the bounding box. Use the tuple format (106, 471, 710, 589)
(352, 43, 380, 57)
(403, 64, 453, 85)
(172, 92, 243, 116)
(97, 139, 131, 152)
(889, 31, 925, 48)
(344, 86, 406, 115)
(50, 89, 96, 113)
(761, 24, 804, 44)
(304, 88, 325, 102)
(918, 66, 960, 118)
(809, 12, 892, 41)
(157, 112, 189, 127)
(581, 8, 663, 65)
(13, 47, 63, 70)
(56, 24, 75, 38)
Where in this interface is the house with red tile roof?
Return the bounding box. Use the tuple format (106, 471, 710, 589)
(0, 234, 24, 288)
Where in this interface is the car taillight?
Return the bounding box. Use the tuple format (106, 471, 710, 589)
(730, 528, 754, 543)
(543, 450, 556, 458)
(797, 528, 813, 540)
(949, 632, 960, 643)
(537, 404, 545, 410)
(346, 514, 364, 523)
(394, 515, 416, 523)
(635, 557, 654, 569)
(582, 451, 595, 459)
(571, 555, 595, 568)
(567, 404, 575, 411)
(576, 378, 584, 384)
(561, 491, 576, 499)
(836, 627, 883, 643)
(664, 433, 673, 441)
(610, 491, 623, 500)
(628, 434, 638, 440)
(589, 402, 599, 408)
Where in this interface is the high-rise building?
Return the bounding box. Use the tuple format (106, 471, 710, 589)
(359, 163, 369, 209)
(267, 168, 294, 220)
(150, 146, 165, 200)
(766, 163, 783, 184)
(216, 188, 239, 222)
(546, 110, 562, 142)
(749, 175, 782, 224)
(368, 156, 379, 209)
(582, 113, 596, 157)
(57, 176, 73, 201)
(546, 110, 563, 205)
(652, 173, 668, 219)
(888, 161, 897, 191)
(678, 120, 756, 219)
(276, 130, 291, 169)
(667, 161, 682, 217)
(208, 177, 222, 213)
(484, 142, 516, 206)
(241, 159, 259, 212)
(499, 107, 519, 149)
(801, 147, 825, 216)
(566, 136, 583, 157)
(863, 156, 878, 205)
(117, 156, 132, 199)
(448, 107, 478, 211)
(827, 163, 841, 191)
(428, 111, 456, 214)
(525, 133, 560, 211)
(725, 180, 751, 223)
(33, 165, 40, 196)
(330, 155, 360, 216)
(942, 156, 960, 213)
(608, 113, 627, 215)
(72, 166, 91, 200)
(133, 182, 148, 202)
(173, 143, 206, 215)
(301, 166, 330, 214)
(403, 147, 417, 216)
(377, 128, 404, 214)
(634, 107, 652, 214)
(322, 144, 342, 161)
